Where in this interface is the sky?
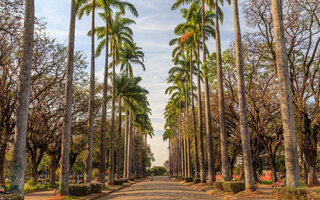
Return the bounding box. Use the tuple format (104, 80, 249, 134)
(34, 0, 247, 167)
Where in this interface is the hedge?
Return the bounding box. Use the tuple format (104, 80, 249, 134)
(0, 194, 22, 200)
(274, 187, 320, 200)
(193, 178, 200, 184)
(215, 181, 245, 194)
(223, 182, 245, 193)
(24, 182, 48, 193)
(90, 183, 103, 193)
(69, 184, 91, 196)
(113, 179, 124, 185)
(184, 177, 193, 182)
(215, 181, 224, 190)
(121, 178, 129, 183)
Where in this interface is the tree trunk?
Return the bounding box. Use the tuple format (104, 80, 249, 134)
(11, 0, 34, 197)
(268, 156, 278, 183)
(108, 43, 116, 185)
(196, 39, 205, 183)
(232, 0, 255, 191)
(116, 98, 122, 179)
(0, 143, 6, 187)
(187, 136, 192, 177)
(202, 0, 215, 184)
(214, 0, 231, 182)
(31, 152, 39, 182)
(190, 52, 199, 178)
(185, 83, 192, 177)
(184, 136, 187, 177)
(176, 133, 182, 177)
(59, 0, 75, 194)
(181, 135, 185, 177)
(270, 0, 300, 188)
(85, 0, 95, 184)
(98, 16, 109, 184)
(126, 113, 132, 178)
(307, 165, 318, 187)
(132, 128, 136, 178)
(50, 155, 57, 185)
(123, 108, 128, 178)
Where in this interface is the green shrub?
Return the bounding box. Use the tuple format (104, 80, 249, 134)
(184, 177, 193, 182)
(261, 180, 273, 185)
(300, 180, 306, 188)
(193, 178, 200, 184)
(215, 181, 245, 193)
(0, 194, 22, 200)
(129, 178, 134, 181)
(121, 178, 128, 183)
(48, 183, 58, 189)
(69, 184, 91, 196)
(222, 182, 245, 193)
(24, 181, 48, 193)
(90, 183, 103, 193)
(274, 187, 307, 200)
(113, 179, 124, 185)
(215, 181, 224, 190)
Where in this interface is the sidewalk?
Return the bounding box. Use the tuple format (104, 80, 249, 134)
(23, 179, 145, 200)
(25, 189, 56, 200)
(175, 179, 274, 200)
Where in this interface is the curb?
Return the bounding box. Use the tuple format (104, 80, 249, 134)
(85, 178, 146, 200)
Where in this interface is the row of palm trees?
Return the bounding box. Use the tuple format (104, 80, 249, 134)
(164, 0, 300, 191)
(10, 0, 153, 198)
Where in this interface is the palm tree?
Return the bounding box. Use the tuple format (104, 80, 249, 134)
(173, 0, 221, 183)
(211, 0, 231, 182)
(115, 74, 149, 178)
(178, 4, 215, 179)
(10, 0, 35, 197)
(166, 75, 192, 177)
(165, 82, 187, 177)
(270, 0, 300, 188)
(98, 12, 135, 184)
(119, 42, 145, 78)
(77, 0, 96, 183)
(117, 42, 145, 178)
(232, 0, 254, 190)
(59, 0, 76, 195)
(94, 0, 138, 183)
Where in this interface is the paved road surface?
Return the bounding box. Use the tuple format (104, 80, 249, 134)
(97, 176, 220, 200)
(24, 189, 55, 200)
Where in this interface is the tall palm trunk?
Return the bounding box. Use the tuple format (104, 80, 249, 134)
(116, 98, 122, 178)
(123, 108, 129, 178)
(132, 129, 136, 178)
(190, 52, 199, 178)
(214, 0, 231, 181)
(108, 43, 116, 184)
(184, 136, 188, 176)
(187, 136, 191, 177)
(98, 16, 109, 184)
(177, 138, 180, 177)
(180, 134, 184, 177)
(10, 0, 34, 196)
(202, 0, 215, 184)
(185, 80, 191, 177)
(196, 39, 205, 183)
(270, 0, 300, 188)
(232, 0, 255, 190)
(127, 113, 133, 178)
(59, 0, 76, 195)
(85, 0, 95, 183)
